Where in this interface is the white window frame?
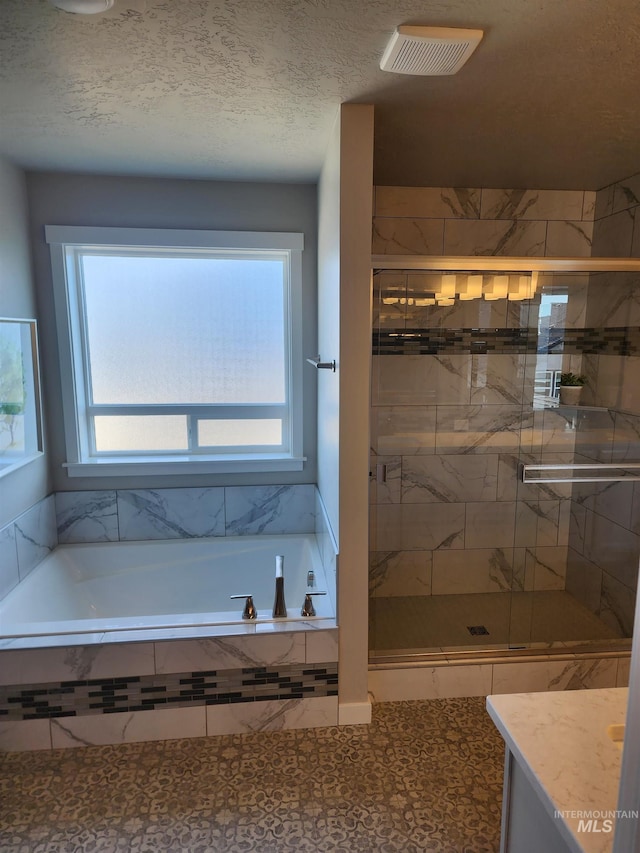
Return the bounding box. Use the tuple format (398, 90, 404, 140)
(46, 225, 305, 477)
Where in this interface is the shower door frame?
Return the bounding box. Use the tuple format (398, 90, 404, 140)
(369, 254, 640, 664)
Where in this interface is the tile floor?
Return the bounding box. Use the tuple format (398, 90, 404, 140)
(0, 697, 504, 852)
(370, 590, 621, 653)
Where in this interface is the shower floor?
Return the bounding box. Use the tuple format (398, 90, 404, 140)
(369, 590, 624, 654)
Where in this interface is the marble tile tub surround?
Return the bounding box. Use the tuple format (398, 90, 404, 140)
(55, 484, 316, 544)
(0, 628, 339, 750)
(0, 495, 56, 604)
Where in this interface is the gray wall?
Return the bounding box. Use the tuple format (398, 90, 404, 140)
(25, 172, 318, 492)
(0, 157, 49, 528)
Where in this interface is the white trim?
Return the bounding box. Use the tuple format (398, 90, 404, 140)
(46, 225, 304, 252)
(63, 456, 306, 477)
(47, 226, 305, 475)
(338, 701, 372, 726)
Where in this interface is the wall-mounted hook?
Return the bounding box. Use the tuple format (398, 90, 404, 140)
(306, 355, 336, 372)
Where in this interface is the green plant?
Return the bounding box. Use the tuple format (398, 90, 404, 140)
(559, 372, 586, 387)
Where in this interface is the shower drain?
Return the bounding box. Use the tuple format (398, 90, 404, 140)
(467, 625, 490, 636)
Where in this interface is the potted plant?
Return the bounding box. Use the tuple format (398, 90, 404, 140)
(558, 372, 585, 406)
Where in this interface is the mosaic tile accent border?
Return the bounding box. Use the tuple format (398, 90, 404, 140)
(0, 662, 338, 722)
(374, 326, 640, 356)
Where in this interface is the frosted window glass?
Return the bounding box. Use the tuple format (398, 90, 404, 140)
(197, 419, 282, 447)
(94, 416, 188, 452)
(82, 255, 286, 405)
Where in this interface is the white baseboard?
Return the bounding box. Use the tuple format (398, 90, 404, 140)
(338, 701, 372, 726)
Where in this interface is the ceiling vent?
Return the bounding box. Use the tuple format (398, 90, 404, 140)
(380, 26, 483, 75)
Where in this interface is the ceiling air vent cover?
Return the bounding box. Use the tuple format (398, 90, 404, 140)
(380, 26, 483, 75)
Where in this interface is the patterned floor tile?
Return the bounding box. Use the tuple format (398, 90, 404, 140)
(0, 697, 504, 852)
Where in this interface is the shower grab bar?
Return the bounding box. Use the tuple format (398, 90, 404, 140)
(521, 463, 640, 484)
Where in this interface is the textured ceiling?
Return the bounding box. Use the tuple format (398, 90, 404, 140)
(1, 0, 640, 189)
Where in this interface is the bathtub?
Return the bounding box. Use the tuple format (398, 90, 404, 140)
(0, 534, 334, 640)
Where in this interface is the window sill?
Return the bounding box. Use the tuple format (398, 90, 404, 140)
(63, 455, 307, 477)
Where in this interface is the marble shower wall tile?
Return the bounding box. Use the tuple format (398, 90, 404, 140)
(372, 217, 444, 254)
(372, 503, 465, 552)
(599, 573, 636, 638)
(573, 408, 615, 462)
(0, 524, 19, 601)
(470, 354, 533, 406)
(618, 356, 640, 413)
(497, 452, 574, 501)
(369, 550, 432, 597)
(583, 510, 640, 589)
(591, 208, 636, 256)
(465, 502, 516, 549)
(612, 411, 640, 462)
(436, 406, 523, 455)
(582, 191, 597, 221)
(14, 495, 57, 581)
(56, 490, 119, 544)
(370, 406, 436, 456)
(117, 488, 225, 540)
(369, 455, 401, 504)
(545, 220, 594, 257)
(612, 173, 640, 214)
(572, 481, 634, 531)
(371, 355, 471, 406)
(402, 454, 498, 503)
(594, 183, 616, 221)
(225, 484, 315, 535)
(443, 219, 546, 256)
(565, 548, 603, 614)
(584, 271, 640, 327)
(525, 546, 568, 591)
(514, 500, 560, 547)
(375, 186, 481, 218)
(480, 189, 586, 221)
(432, 548, 514, 594)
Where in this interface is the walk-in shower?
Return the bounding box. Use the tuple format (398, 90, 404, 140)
(369, 257, 640, 661)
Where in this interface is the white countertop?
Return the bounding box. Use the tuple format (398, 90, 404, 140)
(487, 688, 629, 853)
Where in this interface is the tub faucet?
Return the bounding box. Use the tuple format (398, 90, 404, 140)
(273, 555, 287, 617)
(301, 591, 326, 617)
(230, 594, 257, 620)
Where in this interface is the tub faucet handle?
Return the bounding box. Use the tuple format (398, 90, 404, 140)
(230, 594, 258, 620)
(301, 591, 327, 617)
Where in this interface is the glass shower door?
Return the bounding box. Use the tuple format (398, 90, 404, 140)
(510, 270, 640, 650)
(369, 269, 534, 656)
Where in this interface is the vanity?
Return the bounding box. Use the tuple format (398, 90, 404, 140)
(487, 688, 628, 853)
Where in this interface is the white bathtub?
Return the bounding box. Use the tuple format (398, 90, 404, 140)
(0, 534, 334, 640)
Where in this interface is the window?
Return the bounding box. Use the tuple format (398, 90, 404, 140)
(46, 226, 304, 476)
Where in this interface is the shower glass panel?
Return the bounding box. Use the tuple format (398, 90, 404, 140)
(369, 265, 640, 659)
